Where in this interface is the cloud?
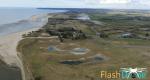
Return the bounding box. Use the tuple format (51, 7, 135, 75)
(85, 0, 131, 4)
(137, 0, 150, 5)
(100, 0, 131, 4)
(85, 0, 100, 4)
(0, 0, 150, 9)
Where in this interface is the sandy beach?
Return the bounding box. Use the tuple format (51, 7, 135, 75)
(0, 28, 40, 80)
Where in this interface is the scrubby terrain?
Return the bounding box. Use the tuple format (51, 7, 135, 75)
(18, 10, 150, 80)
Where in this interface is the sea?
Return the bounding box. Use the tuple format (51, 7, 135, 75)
(0, 7, 66, 36)
(0, 7, 66, 80)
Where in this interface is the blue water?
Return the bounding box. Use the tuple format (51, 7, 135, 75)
(0, 8, 65, 25)
(0, 8, 66, 36)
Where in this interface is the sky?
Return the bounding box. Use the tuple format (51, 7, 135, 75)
(0, 0, 150, 9)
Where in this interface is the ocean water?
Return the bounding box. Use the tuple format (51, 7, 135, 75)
(0, 8, 65, 25)
(0, 8, 66, 80)
(0, 8, 66, 36)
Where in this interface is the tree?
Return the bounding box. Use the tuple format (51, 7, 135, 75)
(99, 32, 108, 38)
(145, 33, 149, 37)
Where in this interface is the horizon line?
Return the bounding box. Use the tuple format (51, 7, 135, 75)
(0, 7, 150, 10)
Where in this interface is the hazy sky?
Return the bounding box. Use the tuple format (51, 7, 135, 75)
(0, 0, 150, 9)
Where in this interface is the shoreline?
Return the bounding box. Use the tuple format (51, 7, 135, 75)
(0, 13, 50, 80)
(0, 12, 49, 65)
(0, 27, 41, 80)
(0, 27, 40, 64)
(0, 13, 48, 36)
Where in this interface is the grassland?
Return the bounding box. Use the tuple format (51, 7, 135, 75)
(18, 12, 150, 80)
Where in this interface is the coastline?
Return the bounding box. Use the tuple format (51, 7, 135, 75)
(0, 13, 50, 80)
(0, 27, 40, 65)
(0, 27, 41, 80)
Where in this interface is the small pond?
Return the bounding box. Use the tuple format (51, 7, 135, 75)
(48, 46, 59, 52)
(70, 48, 89, 55)
(60, 60, 83, 65)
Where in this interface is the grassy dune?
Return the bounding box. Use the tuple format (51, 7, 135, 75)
(18, 13, 150, 80)
(18, 37, 150, 80)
